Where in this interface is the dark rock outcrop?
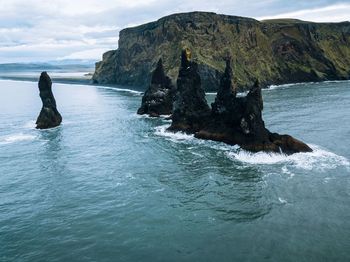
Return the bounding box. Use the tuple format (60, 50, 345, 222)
(137, 59, 175, 117)
(168, 50, 312, 154)
(169, 48, 211, 132)
(93, 12, 350, 91)
(36, 72, 62, 129)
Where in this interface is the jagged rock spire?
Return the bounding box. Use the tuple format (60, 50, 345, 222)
(247, 79, 263, 110)
(36, 72, 62, 129)
(222, 57, 236, 95)
(137, 58, 175, 117)
(169, 49, 210, 132)
(212, 57, 237, 116)
(151, 58, 166, 85)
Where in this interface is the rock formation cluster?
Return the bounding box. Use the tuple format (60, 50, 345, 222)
(36, 72, 62, 129)
(140, 49, 312, 154)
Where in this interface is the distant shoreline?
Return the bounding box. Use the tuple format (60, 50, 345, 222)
(0, 75, 92, 86)
(1, 76, 348, 96)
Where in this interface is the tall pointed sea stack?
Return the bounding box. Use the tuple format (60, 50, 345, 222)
(211, 58, 239, 124)
(36, 72, 62, 129)
(196, 58, 312, 154)
(165, 51, 311, 154)
(169, 48, 210, 132)
(137, 59, 175, 117)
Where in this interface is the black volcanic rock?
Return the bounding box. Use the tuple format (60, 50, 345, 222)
(137, 59, 175, 117)
(168, 49, 211, 132)
(212, 58, 239, 124)
(167, 51, 312, 154)
(36, 72, 62, 129)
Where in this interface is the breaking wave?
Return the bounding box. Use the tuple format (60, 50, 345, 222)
(154, 125, 349, 171)
(97, 85, 143, 95)
(227, 145, 349, 171)
(0, 133, 36, 145)
(154, 124, 195, 142)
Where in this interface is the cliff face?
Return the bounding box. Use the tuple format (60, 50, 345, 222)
(93, 12, 350, 91)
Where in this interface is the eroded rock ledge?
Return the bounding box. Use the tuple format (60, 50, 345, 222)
(36, 72, 62, 129)
(166, 50, 312, 155)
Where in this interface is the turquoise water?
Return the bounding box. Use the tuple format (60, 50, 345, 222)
(0, 79, 349, 261)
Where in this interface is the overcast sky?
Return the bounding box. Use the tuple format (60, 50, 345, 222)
(1, 0, 350, 63)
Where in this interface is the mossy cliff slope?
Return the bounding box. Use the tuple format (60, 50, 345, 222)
(93, 12, 350, 91)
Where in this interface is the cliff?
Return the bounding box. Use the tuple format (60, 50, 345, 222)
(93, 12, 350, 91)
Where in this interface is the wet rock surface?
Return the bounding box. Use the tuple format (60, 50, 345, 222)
(137, 59, 176, 117)
(168, 49, 211, 132)
(36, 72, 62, 129)
(168, 51, 312, 154)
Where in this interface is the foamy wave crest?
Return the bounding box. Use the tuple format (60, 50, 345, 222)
(206, 91, 249, 97)
(154, 125, 194, 142)
(267, 83, 300, 90)
(135, 114, 171, 120)
(0, 133, 36, 145)
(23, 120, 36, 129)
(97, 86, 143, 95)
(266, 80, 350, 91)
(227, 145, 349, 171)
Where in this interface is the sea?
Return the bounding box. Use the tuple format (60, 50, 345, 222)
(0, 70, 349, 261)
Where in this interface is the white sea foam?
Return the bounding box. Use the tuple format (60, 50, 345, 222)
(323, 177, 334, 184)
(191, 151, 204, 157)
(0, 133, 36, 145)
(227, 144, 349, 171)
(206, 91, 248, 97)
(267, 83, 301, 90)
(278, 197, 288, 204)
(154, 125, 194, 142)
(153, 124, 349, 171)
(266, 80, 350, 91)
(135, 113, 171, 120)
(135, 113, 152, 119)
(159, 114, 171, 118)
(281, 166, 295, 178)
(23, 120, 36, 129)
(97, 85, 143, 95)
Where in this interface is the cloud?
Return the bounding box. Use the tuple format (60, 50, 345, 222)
(58, 48, 113, 60)
(258, 3, 350, 22)
(0, 0, 349, 63)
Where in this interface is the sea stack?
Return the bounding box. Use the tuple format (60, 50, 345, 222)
(169, 48, 211, 132)
(137, 59, 176, 117)
(168, 50, 312, 155)
(36, 72, 62, 129)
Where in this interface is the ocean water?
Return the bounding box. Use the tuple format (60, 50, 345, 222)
(0, 79, 349, 261)
(0, 70, 93, 85)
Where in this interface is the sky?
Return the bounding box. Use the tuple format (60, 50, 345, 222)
(0, 0, 349, 63)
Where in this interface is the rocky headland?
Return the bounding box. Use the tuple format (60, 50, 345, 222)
(93, 12, 350, 91)
(163, 49, 312, 154)
(36, 72, 62, 129)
